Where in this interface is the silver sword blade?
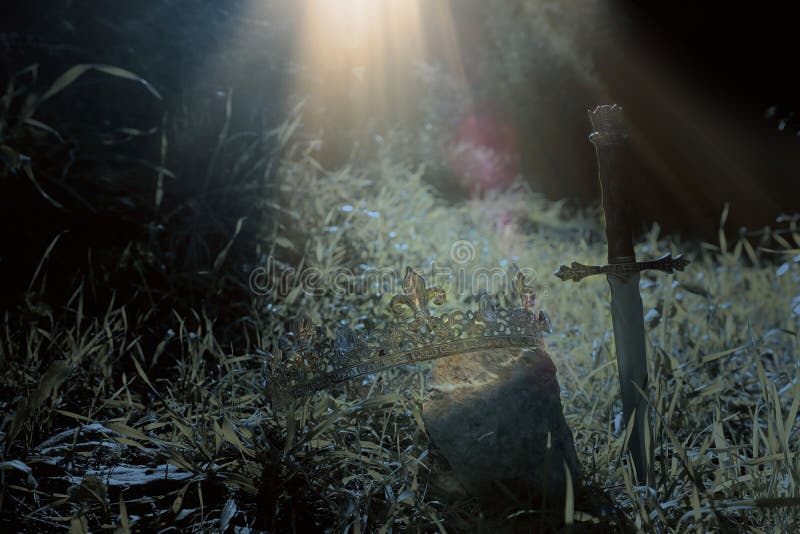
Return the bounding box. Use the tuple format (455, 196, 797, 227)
(608, 272, 649, 483)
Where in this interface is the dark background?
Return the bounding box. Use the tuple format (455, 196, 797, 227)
(628, 2, 799, 110)
(604, 1, 799, 233)
(448, 1, 800, 235)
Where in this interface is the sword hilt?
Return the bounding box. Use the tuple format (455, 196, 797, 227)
(589, 105, 635, 262)
(554, 253, 690, 283)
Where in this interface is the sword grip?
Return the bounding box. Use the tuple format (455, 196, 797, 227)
(588, 105, 635, 263)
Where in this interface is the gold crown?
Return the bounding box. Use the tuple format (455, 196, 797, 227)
(268, 265, 552, 408)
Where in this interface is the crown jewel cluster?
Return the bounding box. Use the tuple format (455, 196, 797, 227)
(268, 265, 551, 408)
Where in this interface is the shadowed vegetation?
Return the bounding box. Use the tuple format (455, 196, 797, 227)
(2, 121, 799, 530)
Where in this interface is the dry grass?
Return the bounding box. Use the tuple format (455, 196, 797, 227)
(1, 143, 799, 532)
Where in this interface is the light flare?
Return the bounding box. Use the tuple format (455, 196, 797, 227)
(294, 0, 430, 135)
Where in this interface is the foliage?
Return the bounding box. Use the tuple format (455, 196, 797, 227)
(2, 130, 799, 530)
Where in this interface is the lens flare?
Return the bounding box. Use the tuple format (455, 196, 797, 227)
(294, 0, 427, 134)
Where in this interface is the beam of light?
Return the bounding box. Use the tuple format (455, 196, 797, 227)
(596, 20, 783, 228)
(293, 0, 430, 140)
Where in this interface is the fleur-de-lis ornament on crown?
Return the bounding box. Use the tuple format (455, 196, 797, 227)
(388, 268, 446, 328)
(268, 265, 552, 408)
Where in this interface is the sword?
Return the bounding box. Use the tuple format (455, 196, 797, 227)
(555, 105, 689, 484)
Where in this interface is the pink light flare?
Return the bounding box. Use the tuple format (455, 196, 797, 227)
(446, 107, 521, 198)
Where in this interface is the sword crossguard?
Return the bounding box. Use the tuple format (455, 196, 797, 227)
(554, 253, 690, 283)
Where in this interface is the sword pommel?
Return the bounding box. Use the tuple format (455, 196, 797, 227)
(588, 104, 629, 147)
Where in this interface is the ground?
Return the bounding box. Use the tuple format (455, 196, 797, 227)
(1, 163, 798, 531)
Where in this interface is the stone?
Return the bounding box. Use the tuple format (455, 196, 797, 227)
(422, 347, 582, 505)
